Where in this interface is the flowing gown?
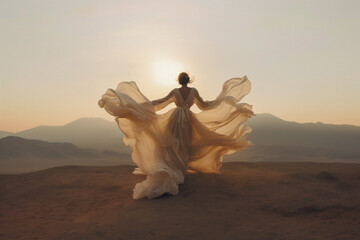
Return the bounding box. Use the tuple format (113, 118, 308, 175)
(98, 76, 255, 199)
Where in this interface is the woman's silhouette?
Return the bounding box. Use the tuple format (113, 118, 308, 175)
(98, 72, 255, 199)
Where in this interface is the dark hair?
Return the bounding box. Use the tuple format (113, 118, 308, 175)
(178, 72, 190, 85)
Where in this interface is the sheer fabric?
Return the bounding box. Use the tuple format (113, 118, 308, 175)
(98, 76, 255, 199)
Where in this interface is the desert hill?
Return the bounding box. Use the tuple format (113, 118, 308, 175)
(0, 131, 12, 138)
(230, 113, 360, 163)
(1, 114, 360, 172)
(0, 136, 100, 159)
(0, 136, 132, 174)
(247, 113, 360, 151)
(1, 114, 360, 155)
(0, 162, 359, 240)
(5, 118, 127, 152)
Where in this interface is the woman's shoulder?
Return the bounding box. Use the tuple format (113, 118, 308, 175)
(191, 87, 199, 94)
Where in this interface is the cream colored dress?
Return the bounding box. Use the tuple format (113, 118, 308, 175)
(98, 76, 255, 199)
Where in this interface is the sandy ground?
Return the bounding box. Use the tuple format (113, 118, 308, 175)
(0, 162, 359, 240)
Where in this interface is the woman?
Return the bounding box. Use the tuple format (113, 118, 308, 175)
(98, 72, 255, 199)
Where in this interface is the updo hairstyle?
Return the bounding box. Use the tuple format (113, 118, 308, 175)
(177, 72, 192, 85)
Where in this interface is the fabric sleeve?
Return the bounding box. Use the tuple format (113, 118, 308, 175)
(193, 88, 214, 110)
(151, 89, 175, 111)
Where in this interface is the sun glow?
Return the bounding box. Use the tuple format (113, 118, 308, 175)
(153, 60, 183, 86)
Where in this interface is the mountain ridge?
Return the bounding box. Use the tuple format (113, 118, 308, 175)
(1, 114, 359, 163)
(2, 114, 360, 135)
(2, 117, 126, 152)
(0, 136, 132, 174)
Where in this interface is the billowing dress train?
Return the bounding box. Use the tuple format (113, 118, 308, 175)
(98, 76, 255, 199)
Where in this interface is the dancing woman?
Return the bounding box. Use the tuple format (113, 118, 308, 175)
(98, 72, 255, 199)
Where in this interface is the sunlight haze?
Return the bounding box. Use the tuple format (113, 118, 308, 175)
(0, 0, 359, 132)
(153, 60, 183, 87)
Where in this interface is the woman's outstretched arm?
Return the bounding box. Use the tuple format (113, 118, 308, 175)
(193, 88, 214, 110)
(151, 89, 175, 111)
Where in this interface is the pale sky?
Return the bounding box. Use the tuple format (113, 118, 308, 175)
(1, 0, 359, 132)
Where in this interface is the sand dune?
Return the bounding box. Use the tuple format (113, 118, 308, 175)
(0, 162, 359, 240)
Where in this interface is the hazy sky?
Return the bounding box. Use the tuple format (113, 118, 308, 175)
(1, 0, 359, 132)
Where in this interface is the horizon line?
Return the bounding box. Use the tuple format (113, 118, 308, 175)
(1, 113, 360, 133)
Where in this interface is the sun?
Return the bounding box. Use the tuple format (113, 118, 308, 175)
(153, 60, 183, 86)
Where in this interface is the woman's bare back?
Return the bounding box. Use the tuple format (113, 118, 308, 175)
(178, 86, 192, 102)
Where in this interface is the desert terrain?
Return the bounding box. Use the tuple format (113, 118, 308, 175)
(1, 162, 359, 240)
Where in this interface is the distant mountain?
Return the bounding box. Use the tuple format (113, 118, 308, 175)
(0, 136, 132, 174)
(225, 144, 360, 163)
(246, 113, 360, 152)
(0, 131, 11, 138)
(1, 114, 360, 165)
(0, 136, 96, 160)
(14, 118, 127, 152)
(221, 113, 360, 163)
